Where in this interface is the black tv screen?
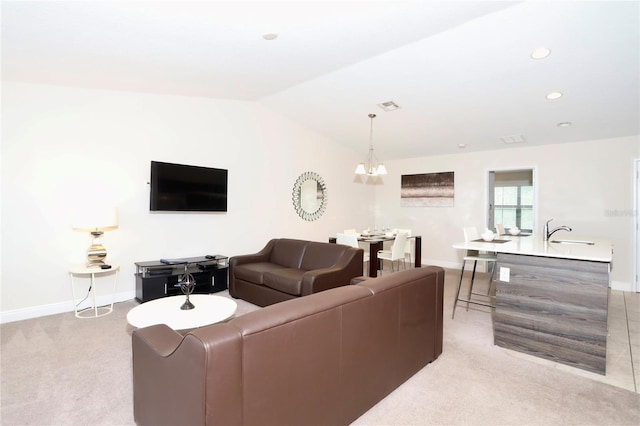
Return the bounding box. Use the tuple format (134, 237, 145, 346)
(150, 161, 228, 212)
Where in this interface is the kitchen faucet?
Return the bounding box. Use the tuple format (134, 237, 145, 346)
(543, 219, 572, 241)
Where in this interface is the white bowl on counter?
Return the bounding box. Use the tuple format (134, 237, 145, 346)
(481, 231, 496, 241)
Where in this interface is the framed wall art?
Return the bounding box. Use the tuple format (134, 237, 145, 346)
(401, 171, 454, 207)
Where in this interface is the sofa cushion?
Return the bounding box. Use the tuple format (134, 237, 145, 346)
(269, 239, 308, 268)
(233, 262, 289, 285)
(263, 268, 307, 296)
(300, 242, 347, 271)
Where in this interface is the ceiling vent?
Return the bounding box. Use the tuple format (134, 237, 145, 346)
(500, 134, 527, 144)
(377, 101, 400, 112)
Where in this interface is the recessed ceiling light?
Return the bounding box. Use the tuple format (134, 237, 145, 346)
(263, 33, 278, 41)
(458, 143, 467, 149)
(546, 91, 563, 100)
(557, 122, 572, 128)
(530, 47, 551, 60)
(377, 101, 400, 112)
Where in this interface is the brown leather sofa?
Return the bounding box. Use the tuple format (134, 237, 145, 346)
(228, 238, 363, 306)
(132, 266, 445, 426)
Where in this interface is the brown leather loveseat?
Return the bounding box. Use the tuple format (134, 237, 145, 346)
(132, 266, 445, 426)
(228, 238, 363, 306)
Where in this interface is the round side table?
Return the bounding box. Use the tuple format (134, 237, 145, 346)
(69, 265, 120, 318)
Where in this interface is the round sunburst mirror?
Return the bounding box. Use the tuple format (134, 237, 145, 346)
(292, 171, 327, 221)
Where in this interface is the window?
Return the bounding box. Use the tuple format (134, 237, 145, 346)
(494, 185, 533, 232)
(489, 169, 534, 233)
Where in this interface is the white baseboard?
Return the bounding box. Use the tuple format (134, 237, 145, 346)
(420, 258, 461, 270)
(0, 290, 136, 324)
(610, 280, 633, 292)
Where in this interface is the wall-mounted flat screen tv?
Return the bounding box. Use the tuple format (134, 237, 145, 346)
(150, 161, 228, 212)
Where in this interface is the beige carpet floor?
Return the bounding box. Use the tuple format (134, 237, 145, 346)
(1, 269, 639, 425)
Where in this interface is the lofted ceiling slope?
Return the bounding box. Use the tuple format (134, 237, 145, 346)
(2, 1, 639, 159)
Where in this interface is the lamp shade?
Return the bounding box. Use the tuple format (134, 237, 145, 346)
(72, 207, 118, 231)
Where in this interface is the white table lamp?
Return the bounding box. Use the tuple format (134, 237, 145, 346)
(73, 207, 118, 267)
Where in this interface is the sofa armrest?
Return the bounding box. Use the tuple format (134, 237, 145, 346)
(132, 323, 183, 356)
(229, 240, 278, 298)
(301, 266, 342, 294)
(133, 324, 209, 425)
(301, 249, 363, 295)
(229, 239, 276, 267)
(132, 323, 245, 426)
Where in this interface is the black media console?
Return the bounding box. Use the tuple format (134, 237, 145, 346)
(134, 255, 228, 303)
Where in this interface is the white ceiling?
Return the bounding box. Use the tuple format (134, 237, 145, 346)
(2, 1, 639, 159)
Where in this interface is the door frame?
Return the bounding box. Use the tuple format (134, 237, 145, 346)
(634, 158, 640, 292)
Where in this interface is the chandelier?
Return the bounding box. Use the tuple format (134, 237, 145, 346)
(355, 113, 387, 176)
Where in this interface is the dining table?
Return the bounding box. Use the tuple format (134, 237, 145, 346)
(329, 233, 422, 278)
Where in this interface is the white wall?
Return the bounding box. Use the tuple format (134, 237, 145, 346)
(3, 82, 637, 323)
(374, 136, 639, 291)
(1, 82, 375, 321)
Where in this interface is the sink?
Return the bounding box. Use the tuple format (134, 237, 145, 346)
(550, 239, 595, 245)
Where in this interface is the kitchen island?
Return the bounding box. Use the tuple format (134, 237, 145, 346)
(454, 236, 613, 375)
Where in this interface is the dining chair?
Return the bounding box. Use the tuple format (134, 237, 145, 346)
(495, 224, 505, 236)
(452, 226, 497, 319)
(377, 232, 408, 273)
(336, 233, 370, 275)
(396, 228, 412, 264)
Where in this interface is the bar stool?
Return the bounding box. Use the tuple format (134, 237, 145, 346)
(452, 227, 497, 319)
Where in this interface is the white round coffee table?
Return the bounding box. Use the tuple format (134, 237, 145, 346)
(127, 294, 237, 330)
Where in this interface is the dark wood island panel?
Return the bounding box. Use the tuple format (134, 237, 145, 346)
(494, 253, 610, 375)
